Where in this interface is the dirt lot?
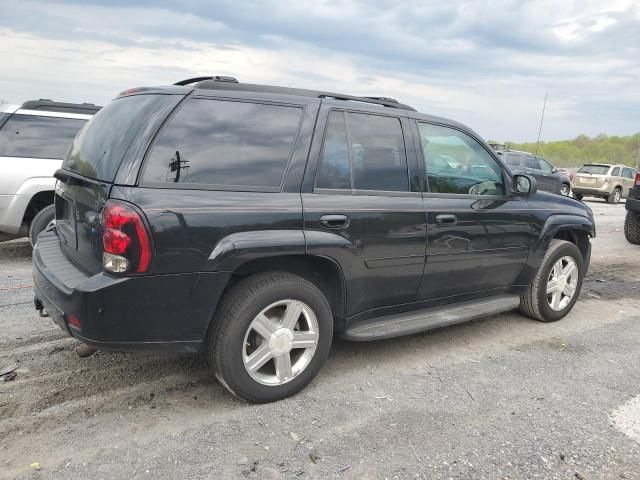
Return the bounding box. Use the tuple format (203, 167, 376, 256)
(1, 199, 640, 479)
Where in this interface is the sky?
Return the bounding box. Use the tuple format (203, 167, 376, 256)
(0, 0, 638, 142)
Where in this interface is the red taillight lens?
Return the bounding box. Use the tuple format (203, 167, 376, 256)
(101, 200, 151, 273)
(604, 177, 611, 185)
(635, 173, 640, 187)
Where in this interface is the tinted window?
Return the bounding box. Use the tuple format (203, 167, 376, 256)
(64, 94, 179, 181)
(578, 165, 610, 175)
(524, 156, 539, 170)
(144, 99, 302, 188)
(623, 168, 636, 179)
(0, 114, 86, 159)
(538, 158, 554, 172)
(504, 153, 522, 167)
(348, 113, 408, 191)
(611, 167, 620, 176)
(418, 123, 504, 195)
(315, 111, 350, 189)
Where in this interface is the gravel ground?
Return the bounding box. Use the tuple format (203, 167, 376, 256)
(1, 199, 639, 479)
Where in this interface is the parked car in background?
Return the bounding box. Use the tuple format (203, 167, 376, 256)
(572, 164, 638, 204)
(0, 100, 100, 244)
(33, 76, 594, 402)
(502, 150, 571, 196)
(624, 172, 640, 244)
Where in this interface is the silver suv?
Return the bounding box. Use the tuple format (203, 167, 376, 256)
(0, 100, 100, 243)
(572, 163, 638, 204)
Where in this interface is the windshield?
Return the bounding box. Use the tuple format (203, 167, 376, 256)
(62, 94, 179, 181)
(578, 165, 610, 175)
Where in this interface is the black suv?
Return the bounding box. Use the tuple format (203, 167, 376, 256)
(625, 172, 640, 244)
(33, 77, 595, 402)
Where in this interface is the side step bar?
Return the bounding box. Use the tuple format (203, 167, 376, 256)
(341, 295, 521, 341)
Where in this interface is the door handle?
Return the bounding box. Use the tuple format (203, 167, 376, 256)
(320, 214, 350, 229)
(435, 214, 457, 226)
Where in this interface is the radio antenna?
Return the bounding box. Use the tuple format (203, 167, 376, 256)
(534, 92, 548, 157)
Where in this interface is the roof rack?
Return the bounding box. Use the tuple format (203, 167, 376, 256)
(21, 99, 101, 114)
(194, 77, 416, 111)
(174, 76, 238, 86)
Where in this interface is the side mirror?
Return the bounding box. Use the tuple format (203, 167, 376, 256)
(552, 167, 558, 174)
(512, 174, 537, 196)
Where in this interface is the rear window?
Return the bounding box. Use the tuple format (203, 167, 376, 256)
(0, 114, 86, 159)
(63, 94, 178, 181)
(143, 98, 303, 189)
(578, 165, 610, 175)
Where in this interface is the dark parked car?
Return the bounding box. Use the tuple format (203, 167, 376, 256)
(624, 172, 640, 244)
(33, 77, 595, 402)
(502, 150, 572, 196)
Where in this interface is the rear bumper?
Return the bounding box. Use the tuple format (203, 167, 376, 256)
(33, 230, 230, 352)
(572, 186, 612, 196)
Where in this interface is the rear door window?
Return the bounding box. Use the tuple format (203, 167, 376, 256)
(315, 111, 351, 189)
(0, 115, 86, 159)
(143, 98, 303, 189)
(611, 167, 620, 177)
(348, 113, 408, 192)
(314, 111, 409, 192)
(524, 156, 539, 170)
(504, 153, 522, 167)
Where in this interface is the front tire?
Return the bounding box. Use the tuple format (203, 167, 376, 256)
(559, 183, 570, 196)
(28, 204, 55, 246)
(625, 211, 640, 245)
(520, 239, 584, 322)
(209, 272, 333, 403)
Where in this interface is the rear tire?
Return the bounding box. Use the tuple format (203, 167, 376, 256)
(574, 193, 584, 201)
(607, 188, 622, 204)
(28, 204, 55, 246)
(625, 211, 640, 245)
(520, 239, 584, 322)
(209, 272, 333, 403)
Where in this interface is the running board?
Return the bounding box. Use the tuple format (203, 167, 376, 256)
(341, 295, 520, 341)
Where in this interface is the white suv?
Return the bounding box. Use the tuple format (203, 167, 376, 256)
(0, 99, 100, 244)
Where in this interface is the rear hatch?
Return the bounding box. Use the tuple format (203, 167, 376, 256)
(573, 164, 610, 188)
(54, 92, 183, 275)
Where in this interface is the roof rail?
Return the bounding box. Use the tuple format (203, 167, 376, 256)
(194, 77, 416, 111)
(21, 99, 101, 114)
(174, 76, 238, 86)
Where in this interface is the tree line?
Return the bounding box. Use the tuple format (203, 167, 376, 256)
(496, 132, 640, 168)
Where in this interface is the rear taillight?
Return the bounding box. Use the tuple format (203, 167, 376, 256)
(101, 200, 151, 273)
(635, 173, 640, 187)
(604, 177, 611, 185)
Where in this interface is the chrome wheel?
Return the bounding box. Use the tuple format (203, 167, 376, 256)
(242, 299, 319, 386)
(546, 256, 578, 311)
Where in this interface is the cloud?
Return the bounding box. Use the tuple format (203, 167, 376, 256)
(0, 0, 638, 141)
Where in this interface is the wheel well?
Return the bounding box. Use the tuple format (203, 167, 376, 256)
(223, 255, 347, 329)
(553, 229, 590, 262)
(22, 191, 54, 227)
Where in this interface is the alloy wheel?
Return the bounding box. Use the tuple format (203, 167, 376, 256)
(546, 256, 578, 311)
(242, 299, 319, 386)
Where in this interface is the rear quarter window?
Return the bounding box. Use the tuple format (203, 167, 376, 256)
(142, 98, 303, 189)
(63, 94, 179, 181)
(0, 114, 86, 159)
